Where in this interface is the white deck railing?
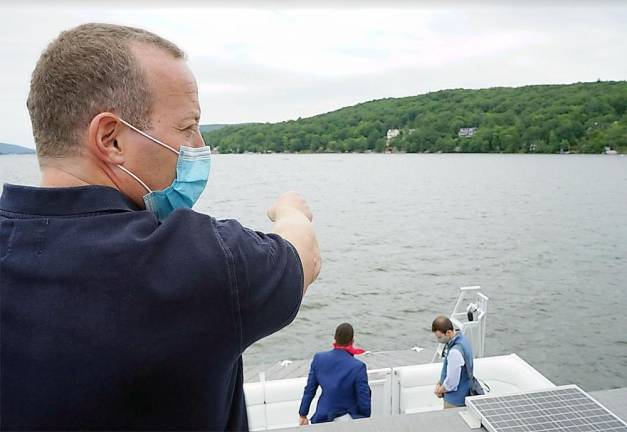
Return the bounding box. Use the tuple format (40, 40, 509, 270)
(432, 285, 490, 362)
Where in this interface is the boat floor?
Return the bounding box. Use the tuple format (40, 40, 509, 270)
(275, 387, 627, 432)
(244, 348, 434, 383)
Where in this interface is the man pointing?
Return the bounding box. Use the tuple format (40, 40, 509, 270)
(0, 23, 320, 431)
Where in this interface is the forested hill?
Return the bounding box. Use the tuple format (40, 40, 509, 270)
(201, 81, 627, 154)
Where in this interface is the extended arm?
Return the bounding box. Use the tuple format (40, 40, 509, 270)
(269, 192, 321, 292)
(299, 357, 319, 418)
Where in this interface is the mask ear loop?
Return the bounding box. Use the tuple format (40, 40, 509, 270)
(115, 117, 188, 194)
(117, 118, 180, 156)
(117, 165, 152, 193)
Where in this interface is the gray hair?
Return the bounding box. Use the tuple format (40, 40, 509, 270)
(27, 23, 186, 158)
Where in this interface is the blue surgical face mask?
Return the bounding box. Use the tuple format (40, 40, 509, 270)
(116, 118, 211, 221)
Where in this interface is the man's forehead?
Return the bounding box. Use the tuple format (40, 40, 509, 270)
(131, 43, 200, 119)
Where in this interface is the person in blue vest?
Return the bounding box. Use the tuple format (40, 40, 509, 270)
(298, 323, 371, 425)
(432, 316, 475, 408)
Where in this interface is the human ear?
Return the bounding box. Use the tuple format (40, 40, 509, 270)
(87, 112, 125, 165)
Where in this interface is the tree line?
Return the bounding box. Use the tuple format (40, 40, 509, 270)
(201, 81, 627, 154)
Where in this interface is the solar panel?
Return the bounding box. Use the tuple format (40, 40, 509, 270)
(466, 385, 627, 432)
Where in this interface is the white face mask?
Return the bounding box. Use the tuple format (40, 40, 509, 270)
(437, 334, 452, 344)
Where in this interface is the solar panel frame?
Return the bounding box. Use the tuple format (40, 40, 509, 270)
(466, 385, 627, 432)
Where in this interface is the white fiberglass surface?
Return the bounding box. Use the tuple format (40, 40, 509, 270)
(244, 353, 555, 430)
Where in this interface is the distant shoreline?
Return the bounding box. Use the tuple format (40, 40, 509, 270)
(202, 82, 627, 155)
(2, 150, 624, 156)
(211, 150, 625, 155)
(0, 143, 36, 155)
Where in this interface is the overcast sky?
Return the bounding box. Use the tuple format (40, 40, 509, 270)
(1, 2, 626, 148)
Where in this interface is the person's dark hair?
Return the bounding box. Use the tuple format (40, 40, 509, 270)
(431, 316, 454, 333)
(334, 323, 354, 346)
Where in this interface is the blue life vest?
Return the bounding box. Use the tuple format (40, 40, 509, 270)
(439, 333, 474, 406)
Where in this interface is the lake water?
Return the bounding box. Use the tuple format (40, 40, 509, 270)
(1, 153, 626, 392)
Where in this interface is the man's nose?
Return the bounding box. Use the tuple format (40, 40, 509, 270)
(193, 128, 207, 148)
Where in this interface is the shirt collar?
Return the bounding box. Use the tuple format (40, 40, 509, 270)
(0, 183, 141, 216)
(443, 333, 460, 356)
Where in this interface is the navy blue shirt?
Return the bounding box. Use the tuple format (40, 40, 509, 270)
(0, 184, 304, 431)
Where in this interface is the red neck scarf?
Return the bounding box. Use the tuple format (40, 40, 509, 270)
(333, 343, 365, 356)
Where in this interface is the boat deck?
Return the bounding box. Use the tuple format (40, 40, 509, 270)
(244, 348, 434, 382)
(275, 387, 627, 432)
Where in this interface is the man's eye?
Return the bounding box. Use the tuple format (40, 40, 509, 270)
(179, 126, 197, 134)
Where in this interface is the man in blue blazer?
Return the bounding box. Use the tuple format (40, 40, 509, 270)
(298, 323, 371, 425)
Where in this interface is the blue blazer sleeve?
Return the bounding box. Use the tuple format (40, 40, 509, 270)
(355, 362, 371, 417)
(299, 355, 319, 417)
